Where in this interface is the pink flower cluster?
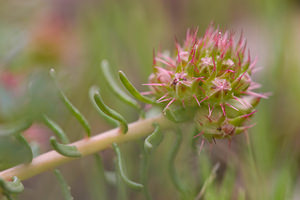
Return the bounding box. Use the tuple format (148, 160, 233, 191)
(145, 25, 267, 141)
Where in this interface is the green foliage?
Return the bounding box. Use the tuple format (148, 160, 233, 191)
(112, 143, 144, 191)
(50, 137, 81, 158)
(54, 169, 74, 200)
(0, 120, 32, 137)
(89, 87, 128, 133)
(101, 60, 141, 110)
(118, 71, 156, 104)
(0, 0, 299, 199)
(0, 134, 33, 170)
(0, 176, 24, 200)
(144, 123, 163, 154)
(141, 124, 164, 200)
(49, 69, 91, 137)
(168, 130, 190, 198)
(42, 115, 69, 144)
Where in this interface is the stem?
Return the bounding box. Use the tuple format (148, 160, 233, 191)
(0, 115, 172, 182)
(140, 149, 151, 200)
(168, 130, 187, 196)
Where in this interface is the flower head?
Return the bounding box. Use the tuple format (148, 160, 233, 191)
(146, 25, 267, 142)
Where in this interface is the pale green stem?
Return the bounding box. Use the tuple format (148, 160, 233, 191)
(0, 115, 172, 182)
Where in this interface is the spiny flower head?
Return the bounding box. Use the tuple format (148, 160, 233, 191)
(145, 25, 267, 142)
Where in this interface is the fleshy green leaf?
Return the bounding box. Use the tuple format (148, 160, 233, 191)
(0, 176, 24, 194)
(89, 87, 118, 126)
(42, 115, 69, 144)
(50, 137, 81, 158)
(0, 135, 33, 170)
(16, 134, 33, 163)
(54, 169, 74, 200)
(112, 143, 144, 191)
(118, 71, 155, 104)
(89, 86, 128, 133)
(144, 123, 163, 154)
(101, 60, 141, 110)
(49, 69, 91, 137)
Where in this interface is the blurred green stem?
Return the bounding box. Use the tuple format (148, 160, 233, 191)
(168, 130, 187, 197)
(140, 150, 151, 200)
(0, 115, 172, 182)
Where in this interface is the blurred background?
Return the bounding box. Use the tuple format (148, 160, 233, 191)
(0, 0, 300, 199)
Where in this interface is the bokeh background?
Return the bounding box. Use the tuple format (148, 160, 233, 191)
(0, 0, 300, 199)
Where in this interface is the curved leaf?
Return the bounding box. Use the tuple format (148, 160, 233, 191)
(90, 87, 128, 134)
(54, 169, 74, 200)
(144, 123, 163, 154)
(101, 60, 140, 110)
(16, 134, 33, 163)
(112, 143, 144, 191)
(118, 71, 155, 104)
(0, 176, 24, 194)
(50, 137, 81, 158)
(49, 69, 91, 137)
(42, 115, 69, 144)
(89, 87, 119, 126)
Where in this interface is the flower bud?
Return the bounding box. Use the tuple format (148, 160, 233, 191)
(146, 25, 267, 141)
